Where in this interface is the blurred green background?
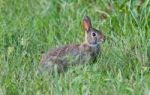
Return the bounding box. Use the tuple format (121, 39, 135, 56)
(0, 0, 150, 95)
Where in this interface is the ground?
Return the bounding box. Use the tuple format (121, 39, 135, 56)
(0, 0, 150, 95)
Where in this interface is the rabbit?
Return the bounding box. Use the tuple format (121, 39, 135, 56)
(40, 16, 105, 72)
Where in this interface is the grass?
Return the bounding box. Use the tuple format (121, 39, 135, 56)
(0, 0, 150, 95)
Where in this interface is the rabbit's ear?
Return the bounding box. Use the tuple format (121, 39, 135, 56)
(83, 16, 92, 31)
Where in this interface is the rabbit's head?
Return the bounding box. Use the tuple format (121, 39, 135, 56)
(83, 16, 105, 47)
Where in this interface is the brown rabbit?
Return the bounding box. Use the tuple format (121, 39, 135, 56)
(40, 16, 105, 72)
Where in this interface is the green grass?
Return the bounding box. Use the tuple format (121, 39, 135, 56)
(0, 0, 150, 95)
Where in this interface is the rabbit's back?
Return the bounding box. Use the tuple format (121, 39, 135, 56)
(40, 45, 80, 64)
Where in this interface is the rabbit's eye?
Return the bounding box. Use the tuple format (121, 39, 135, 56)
(92, 32, 96, 37)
